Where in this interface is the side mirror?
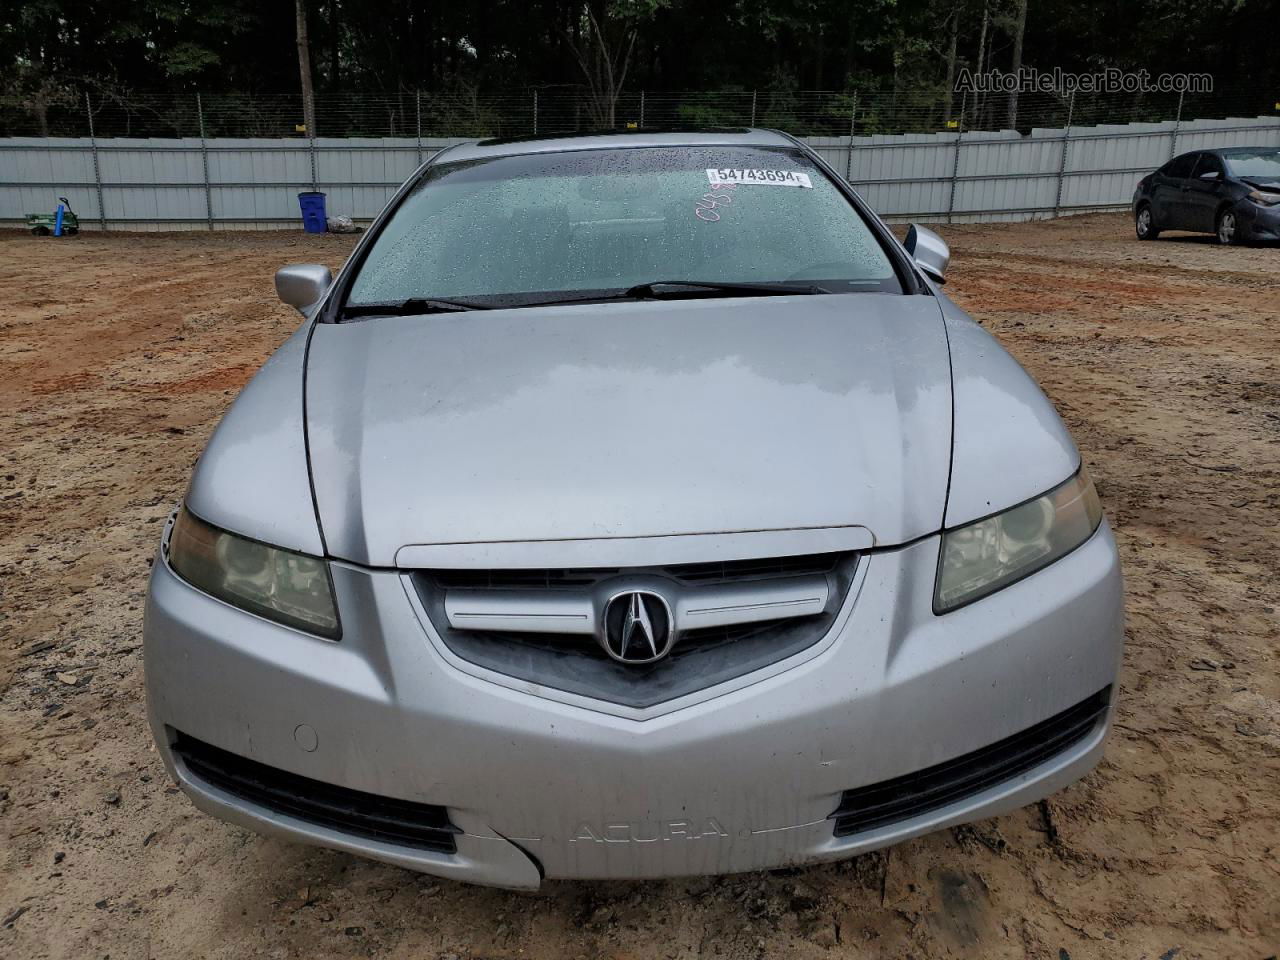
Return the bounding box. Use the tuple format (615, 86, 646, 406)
(1198, 170, 1221, 181)
(904, 224, 950, 284)
(275, 264, 333, 313)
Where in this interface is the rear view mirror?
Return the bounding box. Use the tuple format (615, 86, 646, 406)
(275, 264, 333, 313)
(1198, 170, 1222, 181)
(904, 224, 950, 284)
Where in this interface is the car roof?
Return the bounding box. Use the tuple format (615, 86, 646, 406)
(1170, 146, 1276, 161)
(1208, 146, 1279, 156)
(437, 128, 801, 164)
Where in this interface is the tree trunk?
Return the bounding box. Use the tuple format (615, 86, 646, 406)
(296, 0, 316, 136)
(974, 0, 989, 128)
(327, 0, 339, 87)
(568, 5, 636, 129)
(844, 16, 857, 84)
(814, 26, 825, 89)
(944, 10, 959, 123)
(1008, 0, 1028, 129)
(32, 86, 51, 137)
(891, 47, 900, 128)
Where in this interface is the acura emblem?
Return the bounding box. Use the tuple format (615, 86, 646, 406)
(600, 590, 676, 664)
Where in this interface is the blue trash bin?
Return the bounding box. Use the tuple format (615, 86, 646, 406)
(297, 191, 328, 233)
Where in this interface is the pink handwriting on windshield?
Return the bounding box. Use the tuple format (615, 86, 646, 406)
(695, 182, 736, 222)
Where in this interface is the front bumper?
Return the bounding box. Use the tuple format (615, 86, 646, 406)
(144, 523, 1124, 889)
(1239, 199, 1280, 241)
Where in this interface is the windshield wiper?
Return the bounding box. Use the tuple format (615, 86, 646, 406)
(340, 296, 491, 319)
(345, 281, 833, 317)
(473, 281, 831, 311)
(623, 279, 831, 299)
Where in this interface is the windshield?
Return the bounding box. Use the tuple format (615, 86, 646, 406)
(1224, 149, 1280, 180)
(347, 145, 902, 308)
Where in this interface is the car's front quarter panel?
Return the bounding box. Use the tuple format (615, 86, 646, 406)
(184, 322, 324, 555)
(938, 297, 1080, 528)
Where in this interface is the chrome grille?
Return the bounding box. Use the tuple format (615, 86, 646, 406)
(411, 551, 858, 707)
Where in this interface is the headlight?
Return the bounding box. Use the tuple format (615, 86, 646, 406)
(167, 507, 340, 639)
(1248, 189, 1280, 206)
(934, 468, 1103, 613)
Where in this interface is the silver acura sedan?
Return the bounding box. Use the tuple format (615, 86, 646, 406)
(144, 129, 1123, 889)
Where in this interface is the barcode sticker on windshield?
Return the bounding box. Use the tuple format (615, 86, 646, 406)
(707, 168, 813, 188)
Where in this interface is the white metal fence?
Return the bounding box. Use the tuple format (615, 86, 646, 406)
(4, 115, 1278, 230)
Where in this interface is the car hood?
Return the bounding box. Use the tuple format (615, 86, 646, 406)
(305, 295, 954, 567)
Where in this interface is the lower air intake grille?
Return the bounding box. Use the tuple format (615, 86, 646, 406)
(830, 687, 1111, 837)
(173, 733, 460, 854)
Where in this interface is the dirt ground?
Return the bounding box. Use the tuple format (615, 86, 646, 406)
(1, 214, 1277, 960)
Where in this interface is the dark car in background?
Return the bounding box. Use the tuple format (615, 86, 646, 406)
(1133, 147, 1280, 244)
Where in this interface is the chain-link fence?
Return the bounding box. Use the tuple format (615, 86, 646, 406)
(3, 87, 1277, 140)
(4, 85, 1278, 231)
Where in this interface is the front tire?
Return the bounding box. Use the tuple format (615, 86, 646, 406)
(1215, 207, 1239, 245)
(1208, 208, 1239, 245)
(1135, 204, 1159, 240)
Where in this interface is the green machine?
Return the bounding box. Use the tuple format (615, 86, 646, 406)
(26, 197, 80, 236)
